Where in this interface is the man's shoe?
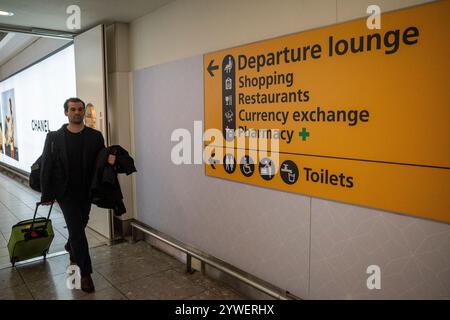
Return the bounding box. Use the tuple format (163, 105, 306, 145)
(81, 275, 95, 293)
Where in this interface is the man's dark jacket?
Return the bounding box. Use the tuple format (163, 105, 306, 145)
(40, 124, 105, 202)
(90, 145, 137, 216)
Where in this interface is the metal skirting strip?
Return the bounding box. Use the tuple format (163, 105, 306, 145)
(0, 163, 29, 181)
(130, 220, 296, 300)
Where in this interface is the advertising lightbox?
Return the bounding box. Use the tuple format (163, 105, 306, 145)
(0, 44, 76, 173)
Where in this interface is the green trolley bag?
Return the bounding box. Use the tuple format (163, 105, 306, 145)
(8, 202, 55, 266)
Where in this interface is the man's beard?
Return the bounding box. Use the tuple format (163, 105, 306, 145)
(70, 117, 84, 124)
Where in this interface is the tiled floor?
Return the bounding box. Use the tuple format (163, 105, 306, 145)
(0, 171, 246, 300)
(0, 241, 245, 300)
(1, 240, 246, 300)
(0, 171, 109, 269)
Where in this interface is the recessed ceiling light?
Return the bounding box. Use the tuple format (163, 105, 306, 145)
(0, 10, 14, 16)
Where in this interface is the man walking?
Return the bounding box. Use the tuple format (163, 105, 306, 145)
(40, 97, 114, 293)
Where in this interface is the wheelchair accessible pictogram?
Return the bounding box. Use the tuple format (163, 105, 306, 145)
(280, 160, 299, 185)
(239, 155, 255, 177)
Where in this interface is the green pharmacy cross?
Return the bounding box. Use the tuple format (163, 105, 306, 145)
(299, 128, 310, 141)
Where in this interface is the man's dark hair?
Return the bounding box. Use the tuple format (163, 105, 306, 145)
(64, 97, 85, 112)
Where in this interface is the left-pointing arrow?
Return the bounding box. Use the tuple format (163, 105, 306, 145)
(207, 60, 219, 77)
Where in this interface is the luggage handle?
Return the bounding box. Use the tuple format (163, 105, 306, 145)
(29, 201, 53, 231)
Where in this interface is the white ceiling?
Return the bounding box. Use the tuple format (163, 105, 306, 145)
(0, 32, 38, 67)
(0, 0, 174, 32)
(0, 0, 174, 69)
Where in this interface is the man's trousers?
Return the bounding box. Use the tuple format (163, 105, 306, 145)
(58, 199, 92, 277)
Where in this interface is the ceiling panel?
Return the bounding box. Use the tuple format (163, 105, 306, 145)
(0, 32, 38, 66)
(0, 0, 174, 32)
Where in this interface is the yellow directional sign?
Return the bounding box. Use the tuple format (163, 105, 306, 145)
(204, 1, 450, 223)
